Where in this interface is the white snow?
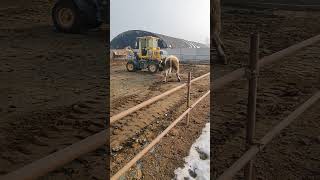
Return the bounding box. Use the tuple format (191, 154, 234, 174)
(173, 123, 210, 180)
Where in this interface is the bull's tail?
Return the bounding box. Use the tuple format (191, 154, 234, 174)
(176, 58, 181, 82)
(175, 58, 180, 74)
(169, 58, 172, 74)
(176, 60, 180, 74)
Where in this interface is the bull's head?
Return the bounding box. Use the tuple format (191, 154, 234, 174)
(159, 58, 166, 71)
(159, 60, 164, 71)
(162, 57, 167, 64)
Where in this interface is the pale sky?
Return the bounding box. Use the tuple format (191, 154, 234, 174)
(110, 0, 210, 44)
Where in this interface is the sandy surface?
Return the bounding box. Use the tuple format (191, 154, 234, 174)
(1, 1, 319, 179)
(0, 0, 107, 179)
(212, 5, 320, 179)
(110, 61, 210, 179)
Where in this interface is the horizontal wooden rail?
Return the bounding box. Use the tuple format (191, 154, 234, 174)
(217, 91, 320, 180)
(110, 72, 209, 124)
(0, 130, 107, 180)
(4, 33, 319, 180)
(1, 73, 209, 180)
(111, 90, 210, 180)
(223, 2, 320, 11)
(214, 34, 320, 91)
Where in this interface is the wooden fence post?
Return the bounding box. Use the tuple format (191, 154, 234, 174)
(244, 33, 259, 180)
(186, 72, 192, 125)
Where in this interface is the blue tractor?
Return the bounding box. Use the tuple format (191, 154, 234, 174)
(51, 0, 107, 33)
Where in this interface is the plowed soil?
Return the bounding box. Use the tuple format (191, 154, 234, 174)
(0, 0, 106, 179)
(213, 6, 320, 179)
(110, 61, 210, 179)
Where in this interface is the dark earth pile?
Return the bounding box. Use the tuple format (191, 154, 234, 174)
(110, 30, 207, 49)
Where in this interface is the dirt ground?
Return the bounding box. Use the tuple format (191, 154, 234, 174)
(110, 61, 210, 179)
(0, 0, 106, 179)
(213, 5, 320, 179)
(2, 0, 320, 180)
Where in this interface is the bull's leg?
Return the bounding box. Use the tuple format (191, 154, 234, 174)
(163, 70, 168, 82)
(176, 73, 181, 82)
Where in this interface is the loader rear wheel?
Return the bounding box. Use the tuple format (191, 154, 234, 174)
(52, 0, 82, 33)
(126, 61, 136, 72)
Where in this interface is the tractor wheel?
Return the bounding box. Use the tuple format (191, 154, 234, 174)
(126, 61, 136, 72)
(52, 0, 82, 33)
(148, 63, 159, 73)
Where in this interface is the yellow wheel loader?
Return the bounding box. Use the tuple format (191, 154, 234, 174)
(126, 36, 167, 73)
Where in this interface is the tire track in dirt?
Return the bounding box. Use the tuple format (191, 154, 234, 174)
(256, 101, 320, 179)
(0, 91, 107, 179)
(220, 7, 320, 71)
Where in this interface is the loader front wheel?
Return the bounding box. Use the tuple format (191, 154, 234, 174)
(52, 0, 82, 33)
(148, 63, 159, 73)
(126, 61, 136, 72)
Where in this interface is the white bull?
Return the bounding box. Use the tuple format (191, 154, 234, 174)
(160, 55, 181, 82)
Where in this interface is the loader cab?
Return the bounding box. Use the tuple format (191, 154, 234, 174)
(136, 36, 161, 61)
(139, 38, 148, 56)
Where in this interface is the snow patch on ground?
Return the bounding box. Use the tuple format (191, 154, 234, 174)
(173, 123, 210, 180)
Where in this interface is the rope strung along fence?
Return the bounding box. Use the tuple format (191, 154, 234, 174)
(110, 73, 210, 123)
(215, 33, 320, 180)
(111, 90, 210, 180)
(1, 130, 107, 180)
(1, 73, 210, 180)
(3, 33, 320, 180)
(214, 34, 320, 90)
(217, 91, 320, 180)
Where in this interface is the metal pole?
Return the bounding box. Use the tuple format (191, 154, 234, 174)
(186, 72, 192, 125)
(217, 91, 320, 180)
(245, 33, 259, 180)
(244, 33, 259, 180)
(213, 34, 320, 91)
(111, 73, 210, 124)
(1, 72, 209, 180)
(111, 90, 210, 180)
(1, 130, 107, 180)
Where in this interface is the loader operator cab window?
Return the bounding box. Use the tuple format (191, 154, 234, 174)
(152, 39, 157, 48)
(140, 39, 147, 56)
(142, 48, 147, 56)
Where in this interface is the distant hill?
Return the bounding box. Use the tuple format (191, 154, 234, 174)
(111, 30, 208, 49)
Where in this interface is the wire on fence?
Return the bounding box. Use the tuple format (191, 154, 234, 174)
(214, 34, 320, 91)
(217, 91, 320, 180)
(215, 33, 320, 180)
(0, 130, 107, 180)
(111, 90, 210, 180)
(110, 73, 210, 124)
(1, 72, 210, 180)
(4, 33, 320, 180)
